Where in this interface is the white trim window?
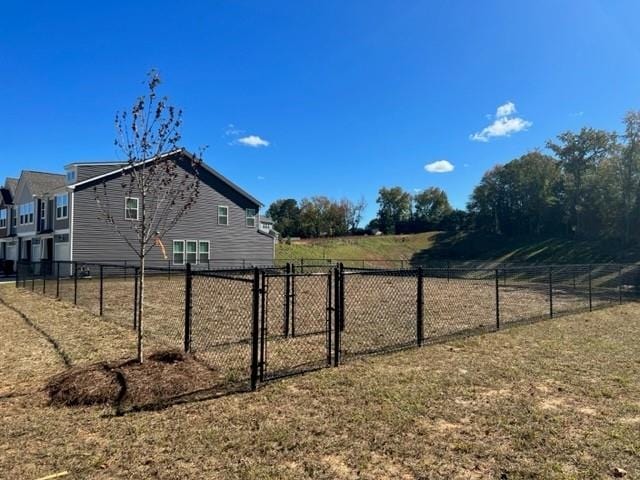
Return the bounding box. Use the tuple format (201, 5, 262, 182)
(66, 169, 76, 183)
(19, 202, 34, 225)
(40, 201, 47, 230)
(125, 197, 139, 221)
(55, 194, 68, 219)
(198, 241, 210, 264)
(173, 240, 185, 265)
(246, 208, 257, 228)
(217, 205, 229, 225)
(0, 209, 6, 228)
(186, 240, 197, 264)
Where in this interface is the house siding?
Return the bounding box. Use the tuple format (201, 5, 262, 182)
(53, 193, 70, 230)
(76, 164, 126, 183)
(71, 154, 274, 266)
(14, 183, 36, 236)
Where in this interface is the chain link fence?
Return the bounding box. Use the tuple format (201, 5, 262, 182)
(14, 260, 640, 392)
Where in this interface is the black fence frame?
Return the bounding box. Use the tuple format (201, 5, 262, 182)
(15, 260, 640, 392)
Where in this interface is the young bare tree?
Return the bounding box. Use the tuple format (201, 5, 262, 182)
(94, 71, 202, 363)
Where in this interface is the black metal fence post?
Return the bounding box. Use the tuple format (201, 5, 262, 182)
(42, 264, 46, 295)
(99, 265, 104, 316)
(250, 267, 260, 390)
(417, 267, 424, 346)
(549, 266, 553, 319)
(56, 261, 60, 298)
(259, 270, 267, 382)
(326, 269, 333, 366)
(333, 265, 341, 367)
(447, 260, 451, 283)
(339, 263, 345, 332)
(73, 262, 78, 305)
(588, 265, 593, 312)
(618, 265, 623, 304)
(31, 265, 35, 291)
(284, 263, 291, 337)
(133, 267, 139, 330)
(495, 269, 500, 330)
(184, 263, 192, 353)
(15, 261, 19, 288)
(291, 265, 296, 338)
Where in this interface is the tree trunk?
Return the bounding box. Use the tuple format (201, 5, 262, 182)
(137, 254, 145, 363)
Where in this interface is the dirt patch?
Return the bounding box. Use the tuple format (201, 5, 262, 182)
(47, 350, 223, 409)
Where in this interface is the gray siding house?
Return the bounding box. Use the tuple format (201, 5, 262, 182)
(0, 150, 275, 270)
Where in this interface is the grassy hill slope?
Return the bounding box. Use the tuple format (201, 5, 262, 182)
(276, 232, 439, 263)
(276, 232, 640, 265)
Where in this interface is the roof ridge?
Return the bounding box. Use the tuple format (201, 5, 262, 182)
(22, 170, 65, 176)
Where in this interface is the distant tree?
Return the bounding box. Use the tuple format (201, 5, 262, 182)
(376, 187, 412, 234)
(439, 209, 470, 232)
(266, 198, 300, 237)
(94, 71, 202, 363)
(344, 196, 367, 232)
(617, 111, 640, 245)
(468, 152, 563, 236)
(413, 187, 453, 228)
(547, 127, 616, 237)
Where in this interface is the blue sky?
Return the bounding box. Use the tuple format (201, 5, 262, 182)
(2, 1, 640, 223)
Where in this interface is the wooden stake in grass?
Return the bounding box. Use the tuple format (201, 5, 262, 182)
(94, 70, 202, 363)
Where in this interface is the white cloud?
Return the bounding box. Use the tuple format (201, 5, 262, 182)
(424, 160, 454, 173)
(470, 102, 532, 142)
(237, 135, 270, 148)
(496, 101, 516, 118)
(225, 123, 243, 136)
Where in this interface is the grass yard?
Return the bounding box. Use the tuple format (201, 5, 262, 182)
(1, 283, 639, 479)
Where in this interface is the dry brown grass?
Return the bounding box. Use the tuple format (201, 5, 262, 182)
(1, 282, 639, 479)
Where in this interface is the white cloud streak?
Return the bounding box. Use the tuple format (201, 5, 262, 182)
(496, 101, 516, 118)
(470, 102, 532, 142)
(424, 160, 454, 173)
(237, 135, 270, 148)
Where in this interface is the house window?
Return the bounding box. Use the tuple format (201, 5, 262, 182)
(0, 209, 6, 228)
(40, 201, 47, 229)
(66, 170, 76, 183)
(173, 240, 185, 265)
(198, 241, 210, 264)
(55, 194, 68, 219)
(246, 208, 256, 228)
(125, 197, 139, 220)
(11, 209, 16, 227)
(217, 205, 228, 225)
(19, 203, 34, 225)
(186, 240, 197, 264)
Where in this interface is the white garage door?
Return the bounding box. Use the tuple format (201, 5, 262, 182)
(55, 241, 70, 262)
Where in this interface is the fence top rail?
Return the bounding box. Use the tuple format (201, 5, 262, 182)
(191, 271, 255, 283)
(343, 268, 420, 276)
(265, 271, 331, 278)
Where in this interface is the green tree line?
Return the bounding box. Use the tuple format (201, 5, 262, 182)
(266, 111, 640, 243)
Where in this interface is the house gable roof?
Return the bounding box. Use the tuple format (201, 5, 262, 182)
(69, 149, 264, 207)
(14, 171, 66, 203)
(5, 178, 18, 196)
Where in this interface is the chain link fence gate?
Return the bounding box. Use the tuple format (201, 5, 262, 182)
(258, 270, 333, 380)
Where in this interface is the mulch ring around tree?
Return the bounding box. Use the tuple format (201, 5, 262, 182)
(46, 350, 229, 411)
